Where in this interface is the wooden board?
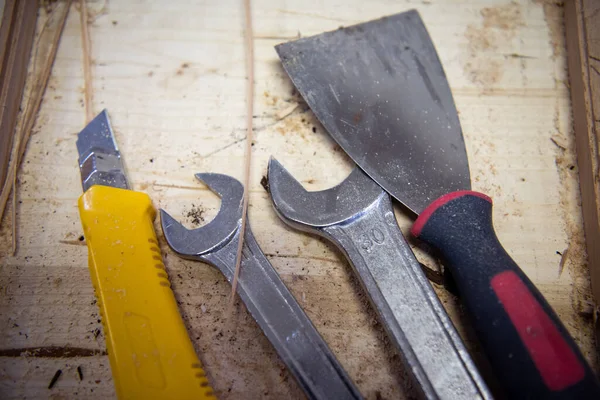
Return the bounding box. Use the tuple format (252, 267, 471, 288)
(0, 1, 596, 398)
(0, 0, 38, 191)
(565, 0, 600, 327)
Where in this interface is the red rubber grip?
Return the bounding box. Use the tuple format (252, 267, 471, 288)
(491, 270, 585, 391)
(412, 191, 600, 398)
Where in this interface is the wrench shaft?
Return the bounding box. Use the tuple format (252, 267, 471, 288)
(204, 225, 362, 400)
(323, 194, 489, 400)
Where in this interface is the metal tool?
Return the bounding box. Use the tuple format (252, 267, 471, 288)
(276, 10, 600, 398)
(268, 158, 490, 400)
(76, 110, 214, 400)
(160, 173, 363, 400)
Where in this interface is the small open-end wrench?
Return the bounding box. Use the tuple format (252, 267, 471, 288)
(160, 173, 362, 400)
(268, 158, 492, 400)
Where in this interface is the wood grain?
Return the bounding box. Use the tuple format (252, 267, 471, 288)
(565, 0, 600, 316)
(0, 0, 38, 198)
(0, 1, 596, 399)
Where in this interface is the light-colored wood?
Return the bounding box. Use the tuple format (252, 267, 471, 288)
(0, 1, 595, 398)
(565, 0, 600, 317)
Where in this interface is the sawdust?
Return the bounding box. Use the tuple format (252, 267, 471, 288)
(481, 2, 524, 30)
(552, 98, 598, 369)
(185, 204, 205, 226)
(263, 91, 279, 106)
(554, 139, 596, 320)
(463, 58, 504, 87)
(464, 25, 496, 53)
(276, 120, 299, 136)
(533, 0, 566, 59)
(461, 2, 524, 88)
(276, 112, 313, 142)
(536, 0, 597, 366)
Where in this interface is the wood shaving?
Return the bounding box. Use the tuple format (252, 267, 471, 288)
(80, 0, 94, 123)
(276, 102, 298, 120)
(230, 0, 255, 305)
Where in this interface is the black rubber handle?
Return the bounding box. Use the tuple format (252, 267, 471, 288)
(412, 191, 600, 399)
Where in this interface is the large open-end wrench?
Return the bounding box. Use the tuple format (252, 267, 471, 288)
(160, 173, 362, 400)
(268, 159, 492, 400)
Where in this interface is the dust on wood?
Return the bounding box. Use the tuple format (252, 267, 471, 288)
(534, 0, 566, 59)
(551, 89, 598, 368)
(481, 2, 524, 30)
(461, 2, 524, 88)
(185, 203, 205, 226)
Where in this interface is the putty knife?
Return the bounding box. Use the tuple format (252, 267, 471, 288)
(276, 10, 600, 399)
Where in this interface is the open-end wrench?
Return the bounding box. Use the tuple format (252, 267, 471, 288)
(160, 173, 363, 400)
(268, 158, 492, 400)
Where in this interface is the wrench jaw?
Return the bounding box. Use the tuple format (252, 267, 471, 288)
(160, 173, 243, 259)
(268, 157, 386, 229)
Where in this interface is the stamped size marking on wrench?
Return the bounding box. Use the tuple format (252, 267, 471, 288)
(160, 173, 363, 400)
(268, 159, 492, 400)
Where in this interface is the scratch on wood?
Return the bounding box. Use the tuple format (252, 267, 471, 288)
(503, 53, 537, 59)
(202, 137, 246, 159)
(0, 346, 107, 358)
(58, 239, 86, 246)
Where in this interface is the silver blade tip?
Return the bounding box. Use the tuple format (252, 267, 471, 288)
(76, 109, 129, 191)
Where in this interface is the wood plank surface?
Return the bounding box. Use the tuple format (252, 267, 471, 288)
(0, 1, 596, 399)
(565, 0, 600, 326)
(0, 0, 38, 191)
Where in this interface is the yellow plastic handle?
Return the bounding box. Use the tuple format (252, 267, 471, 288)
(78, 185, 214, 400)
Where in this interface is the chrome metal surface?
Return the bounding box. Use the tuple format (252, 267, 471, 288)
(76, 109, 129, 191)
(161, 173, 363, 400)
(268, 158, 491, 400)
(275, 10, 471, 214)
